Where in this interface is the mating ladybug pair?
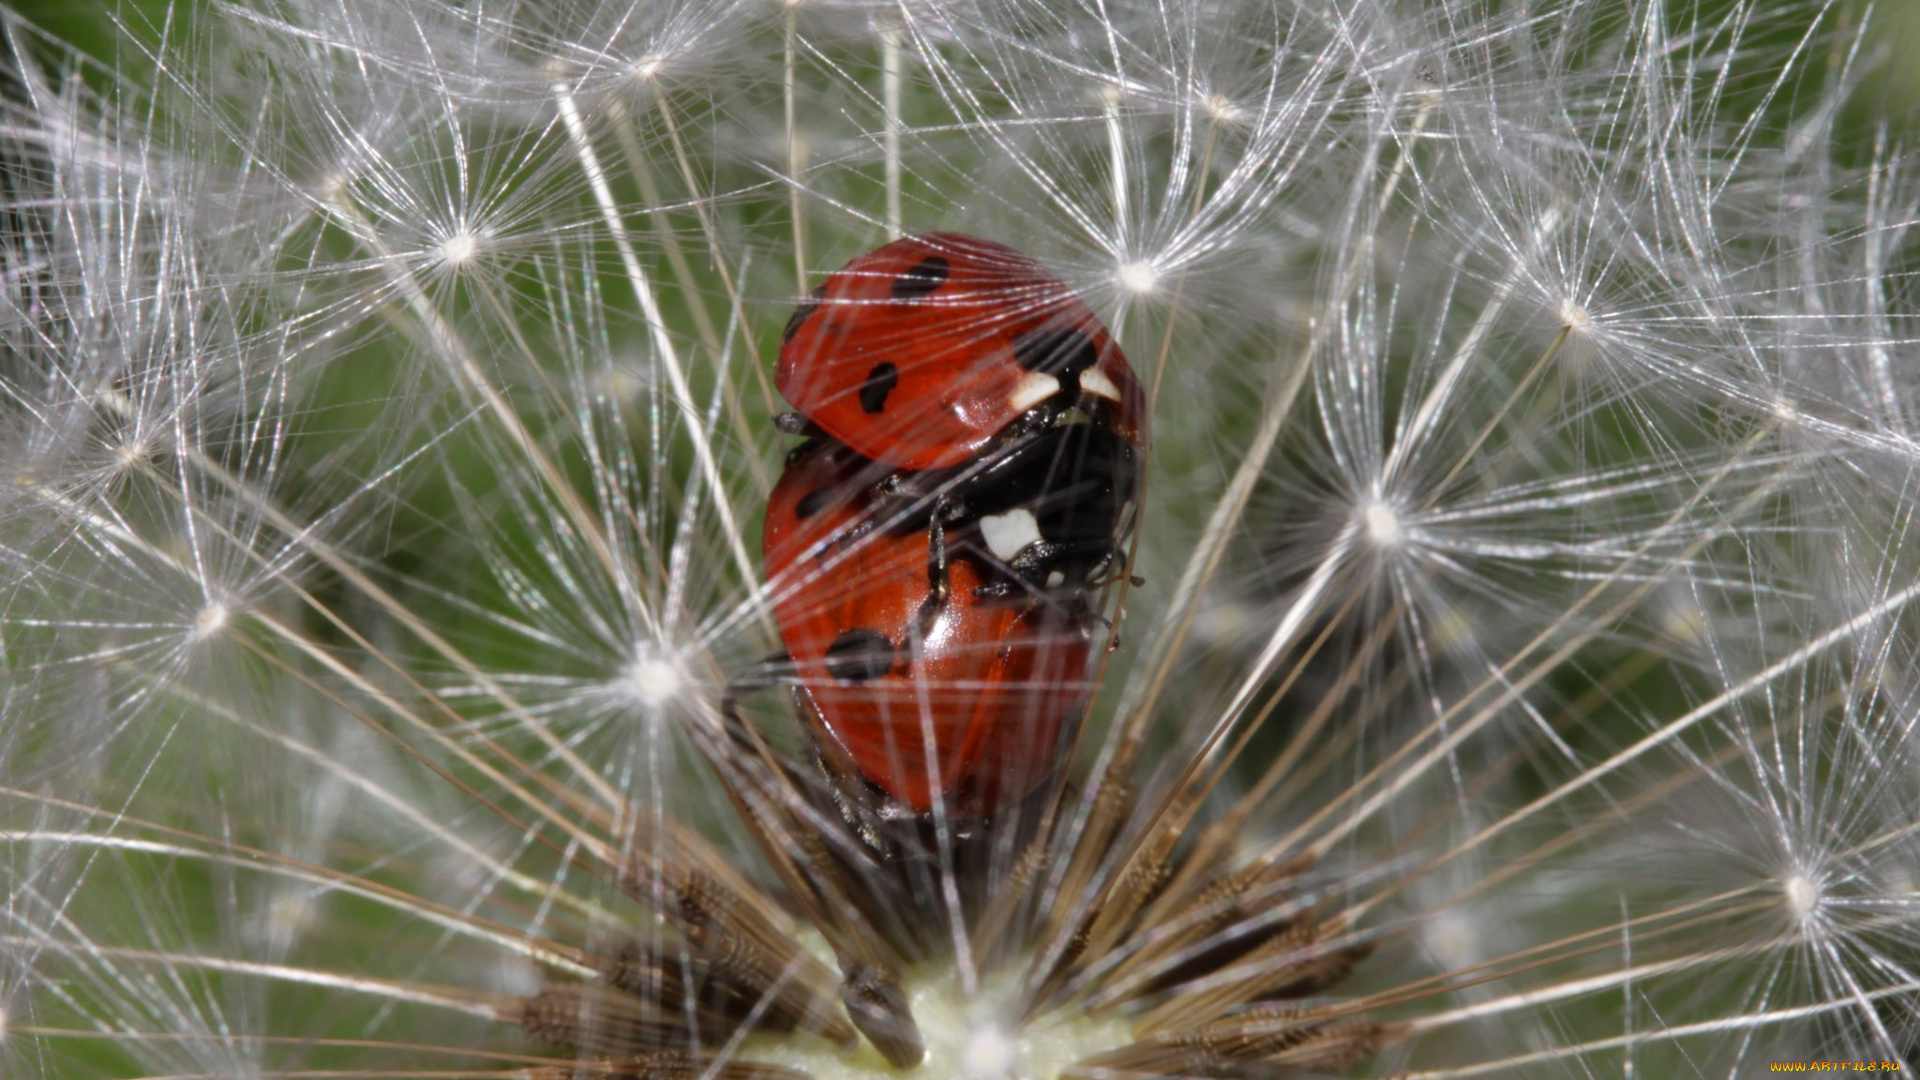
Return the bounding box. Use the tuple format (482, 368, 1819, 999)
(756, 234, 1148, 822)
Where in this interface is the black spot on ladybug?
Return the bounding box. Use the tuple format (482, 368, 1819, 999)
(859, 362, 899, 414)
(824, 629, 895, 682)
(783, 285, 827, 344)
(891, 256, 949, 300)
(794, 483, 845, 519)
(1012, 324, 1099, 377)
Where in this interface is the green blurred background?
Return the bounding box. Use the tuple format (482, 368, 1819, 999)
(8, 0, 1920, 130)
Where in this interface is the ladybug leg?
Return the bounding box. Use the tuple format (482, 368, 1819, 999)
(827, 473, 944, 560)
(926, 505, 951, 603)
(772, 411, 818, 437)
(826, 512, 879, 553)
(715, 653, 798, 767)
(970, 539, 1068, 600)
(721, 650, 796, 703)
(972, 540, 1144, 599)
(910, 499, 955, 639)
(969, 580, 1018, 601)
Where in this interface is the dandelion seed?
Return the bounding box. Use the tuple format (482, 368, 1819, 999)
(1118, 259, 1159, 295)
(439, 229, 480, 267)
(1656, 592, 1708, 645)
(192, 603, 229, 640)
(632, 54, 666, 82)
(1782, 873, 1822, 919)
(1420, 908, 1486, 972)
(312, 170, 351, 201)
(1361, 499, 1402, 549)
(623, 648, 686, 709)
(958, 1024, 1014, 1079)
(1202, 92, 1240, 125)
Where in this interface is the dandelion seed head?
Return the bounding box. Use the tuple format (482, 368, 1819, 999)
(1118, 258, 1159, 295)
(1361, 498, 1403, 549)
(1656, 591, 1708, 645)
(1559, 300, 1591, 332)
(1782, 872, 1822, 920)
(622, 648, 686, 709)
(1202, 92, 1240, 124)
(957, 1023, 1015, 1079)
(261, 893, 318, 941)
(311, 170, 351, 202)
(493, 957, 543, 998)
(631, 53, 667, 82)
(753, 973, 1130, 1079)
(439, 229, 480, 267)
(193, 603, 230, 640)
(599, 358, 653, 403)
(1422, 907, 1489, 971)
(113, 439, 150, 472)
(1195, 599, 1250, 644)
(920, 985, 1131, 1080)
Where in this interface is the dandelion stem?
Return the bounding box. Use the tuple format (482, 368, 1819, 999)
(552, 84, 767, 631)
(324, 194, 639, 637)
(0, 936, 504, 1019)
(89, 391, 624, 815)
(1104, 91, 1128, 238)
(23, 475, 618, 845)
(2, 827, 594, 975)
(1401, 981, 1920, 1078)
(1422, 323, 1574, 507)
(786, 5, 807, 280)
(623, 99, 782, 429)
(881, 23, 903, 237)
(1289, 427, 1790, 861)
(1386, 205, 1566, 490)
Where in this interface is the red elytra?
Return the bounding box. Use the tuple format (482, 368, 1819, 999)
(762, 439, 1095, 816)
(776, 233, 1148, 471)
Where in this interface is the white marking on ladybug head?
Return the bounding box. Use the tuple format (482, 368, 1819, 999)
(1046, 571, 1065, 588)
(981, 508, 1042, 563)
(1009, 371, 1061, 413)
(1078, 367, 1123, 403)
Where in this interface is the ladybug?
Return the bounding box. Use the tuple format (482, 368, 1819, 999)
(777, 233, 1148, 472)
(761, 438, 1097, 818)
(777, 233, 1148, 598)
